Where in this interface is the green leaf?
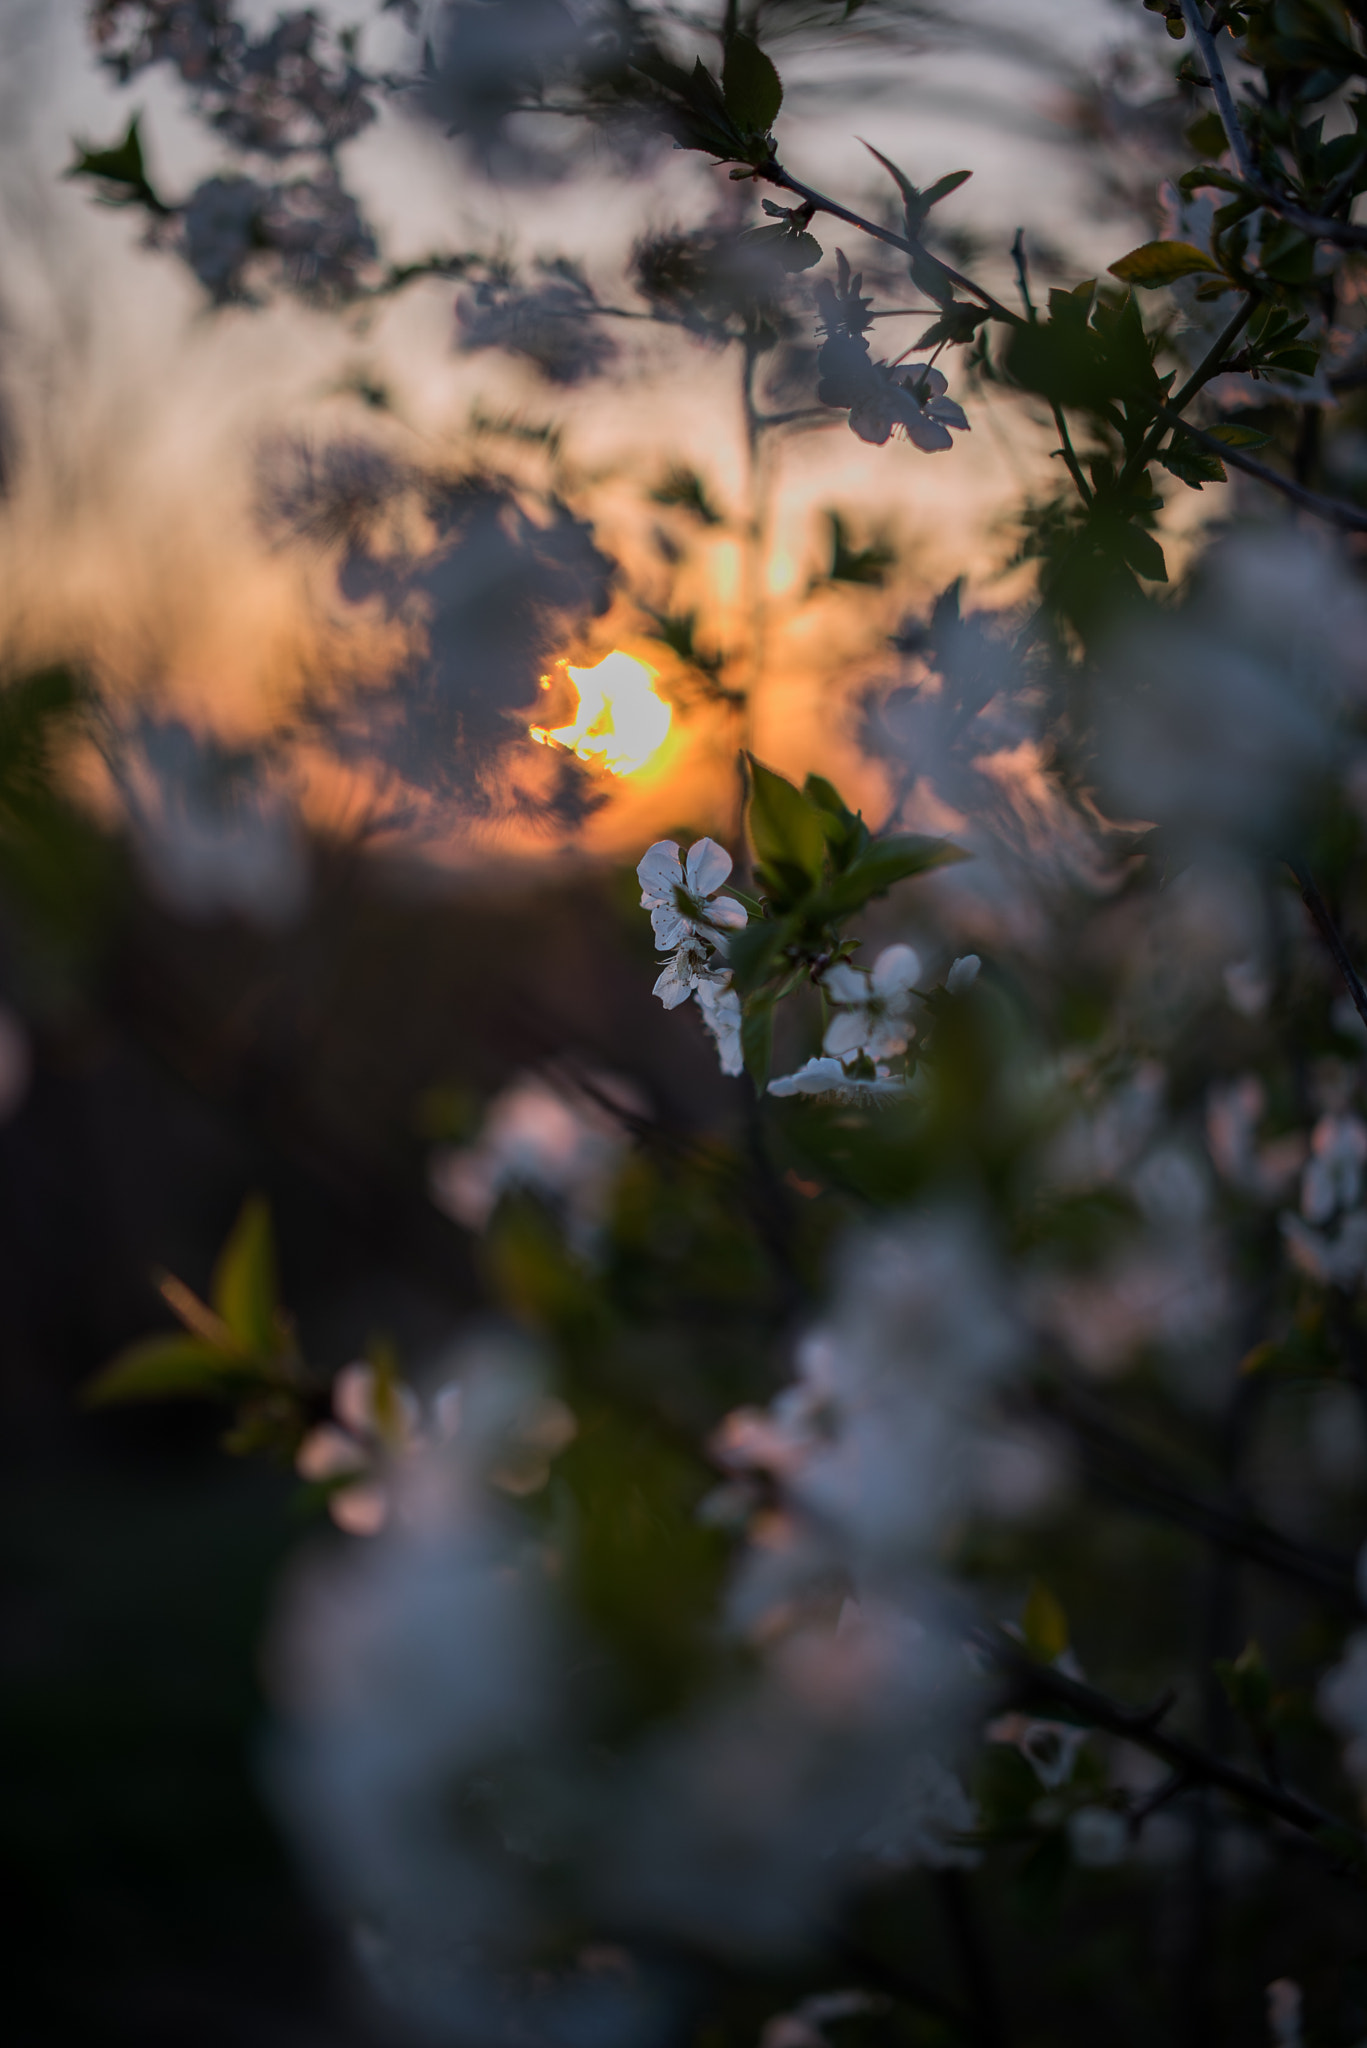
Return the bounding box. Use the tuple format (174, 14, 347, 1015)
(1117, 522, 1168, 582)
(727, 913, 796, 996)
(1207, 421, 1272, 451)
(1107, 240, 1224, 287)
(1185, 109, 1230, 156)
(722, 33, 783, 133)
(1023, 1578, 1070, 1662)
(65, 115, 168, 213)
(1269, 345, 1320, 376)
(83, 1334, 250, 1407)
(741, 993, 775, 1093)
(739, 223, 822, 272)
(211, 1196, 280, 1357)
(813, 833, 966, 919)
(918, 168, 973, 212)
(1160, 429, 1226, 488)
(746, 756, 828, 897)
(1215, 1640, 1272, 1728)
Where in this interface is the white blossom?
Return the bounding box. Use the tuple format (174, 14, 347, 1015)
(696, 969, 744, 1077)
(1280, 1209, 1367, 1290)
(1301, 1112, 1367, 1224)
(295, 1362, 430, 1535)
(652, 934, 716, 1010)
(637, 837, 748, 951)
(768, 1057, 908, 1103)
(428, 1070, 638, 1256)
(822, 944, 921, 1060)
(946, 953, 981, 994)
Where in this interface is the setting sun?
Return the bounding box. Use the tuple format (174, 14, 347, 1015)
(529, 650, 672, 777)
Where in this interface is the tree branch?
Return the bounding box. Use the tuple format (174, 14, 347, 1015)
(1288, 861, 1367, 1035)
(1180, 1, 1367, 249)
(1151, 403, 1367, 532)
(981, 1629, 1366, 1869)
(760, 160, 1022, 327)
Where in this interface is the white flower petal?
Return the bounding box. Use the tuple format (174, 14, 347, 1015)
(685, 837, 733, 897)
(706, 894, 749, 931)
(897, 406, 955, 453)
(824, 1011, 871, 1058)
(865, 1019, 911, 1060)
(653, 957, 695, 1009)
(823, 962, 870, 1005)
(296, 1423, 367, 1482)
(871, 944, 921, 998)
(650, 904, 690, 950)
(769, 1057, 848, 1097)
(946, 954, 980, 994)
(926, 396, 970, 431)
(637, 840, 684, 903)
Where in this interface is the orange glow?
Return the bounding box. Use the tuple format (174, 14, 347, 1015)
(529, 650, 672, 776)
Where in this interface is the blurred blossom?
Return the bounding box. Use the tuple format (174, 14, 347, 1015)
(1279, 1101, 1367, 1288)
(429, 1070, 638, 1255)
(319, 482, 613, 818)
(946, 952, 981, 994)
(115, 718, 309, 927)
(1044, 1059, 1165, 1192)
(1224, 955, 1272, 1018)
(714, 1212, 1022, 1592)
(457, 274, 618, 385)
(1207, 1076, 1307, 1204)
(1067, 1804, 1128, 1868)
(767, 1057, 909, 1102)
(296, 1360, 459, 1536)
(1028, 1242, 1230, 1379)
(1301, 1112, 1367, 1224)
(170, 170, 379, 304)
(1095, 530, 1367, 850)
(597, 1594, 974, 1956)
(1318, 1627, 1367, 1799)
(92, 2, 377, 153)
(415, 0, 622, 176)
(760, 1991, 880, 2048)
(1267, 1980, 1305, 2048)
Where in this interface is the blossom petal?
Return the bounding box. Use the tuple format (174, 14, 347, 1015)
(946, 954, 980, 994)
(847, 396, 895, 445)
(651, 904, 690, 949)
(871, 944, 921, 998)
(769, 1057, 848, 1097)
(865, 1018, 911, 1060)
(926, 396, 970, 431)
(637, 840, 684, 903)
(823, 962, 870, 1005)
(653, 956, 696, 1009)
(685, 837, 733, 897)
(824, 1010, 871, 1058)
(706, 894, 749, 931)
(896, 405, 955, 453)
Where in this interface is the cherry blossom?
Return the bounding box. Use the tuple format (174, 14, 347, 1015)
(822, 944, 921, 1060)
(637, 837, 748, 950)
(768, 1056, 907, 1102)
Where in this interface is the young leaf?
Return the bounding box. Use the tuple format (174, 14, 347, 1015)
(66, 115, 169, 214)
(1207, 421, 1272, 451)
(1107, 241, 1224, 288)
(1160, 430, 1227, 488)
(1118, 522, 1168, 582)
(814, 833, 966, 918)
(746, 756, 828, 895)
(1023, 1578, 1070, 1662)
(212, 1196, 281, 1358)
(83, 1335, 251, 1407)
(722, 34, 783, 134)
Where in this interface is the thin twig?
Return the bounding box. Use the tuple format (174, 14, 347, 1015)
(1288, 861, 1367, 1033)
(1178, 0, 1260, 186)
(1179, 1, 1367, 248)
(1150, 403, 1367, 532)
(760, 160, 1022, 326)
(981, 1630, 1366, 1867)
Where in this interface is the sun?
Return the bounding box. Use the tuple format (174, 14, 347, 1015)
(529, 650, 672, 777)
